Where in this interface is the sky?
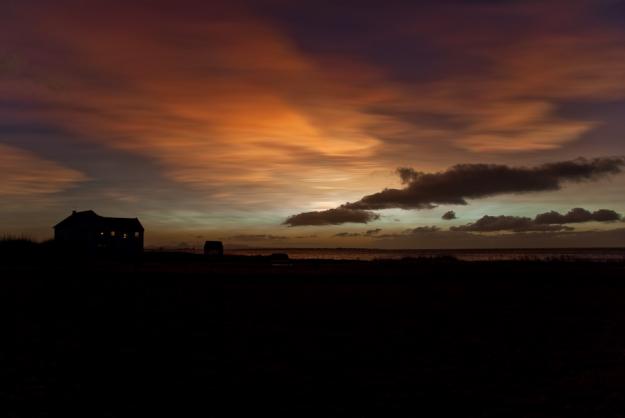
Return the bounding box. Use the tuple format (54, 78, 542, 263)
(1, 0, 625, 248)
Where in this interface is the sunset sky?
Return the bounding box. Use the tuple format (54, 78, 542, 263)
(1, 0, 625, 248)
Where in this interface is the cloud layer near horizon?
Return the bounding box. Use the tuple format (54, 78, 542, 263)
(534, 208, 622, 224)
(286, 157, 624, 225)
(452, 216, 572, 233)
(452, 208, 622, 233)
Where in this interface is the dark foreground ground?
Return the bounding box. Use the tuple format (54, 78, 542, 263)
(3, 252, 625, 417)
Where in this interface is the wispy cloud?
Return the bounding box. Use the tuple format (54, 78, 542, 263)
(0, 144, 86, 196)
(2, 1, 625, 204)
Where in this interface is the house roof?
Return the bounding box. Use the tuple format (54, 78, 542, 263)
(54, 210, 144, 231)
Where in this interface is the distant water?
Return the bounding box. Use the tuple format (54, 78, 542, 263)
(224, 248, 625, 262)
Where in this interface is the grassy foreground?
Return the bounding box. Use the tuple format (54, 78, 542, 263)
(2, 246, 625, 416)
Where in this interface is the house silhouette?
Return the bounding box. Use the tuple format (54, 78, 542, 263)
(54, 210, 144, 254)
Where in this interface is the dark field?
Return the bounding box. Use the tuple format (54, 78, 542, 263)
(3, 253, 625, 416)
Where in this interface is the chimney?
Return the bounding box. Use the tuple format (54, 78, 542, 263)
(72, 210, 77, 215)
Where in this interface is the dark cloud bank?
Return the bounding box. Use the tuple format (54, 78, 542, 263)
(336, 208, 621, 238)
(365, 209, 624, 248)
(534, 208, 621, 224)
(442, 210, 456, 220)
(452, 216, 571, 233)
(334, 228, 383, 238)
(284, 157, 624, 226)
(332, 221, 625, 249)
(284, 207, 379, 227)
(452, 208, 622, 233)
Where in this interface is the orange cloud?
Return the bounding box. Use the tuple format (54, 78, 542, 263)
(2, 0, 625, 215)
(0, 144, 86, 196)
(2, 9, 394, 209)
(384, 30, 625, 152)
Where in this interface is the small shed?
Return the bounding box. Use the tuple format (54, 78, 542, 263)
(204, 241, 224, 257)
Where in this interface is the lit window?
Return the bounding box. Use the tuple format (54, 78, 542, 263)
(134, 232, 140, 238)
(123, 233, 128, 239)
(111, 231, 116, 237)
(100, 232, 104, 236)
